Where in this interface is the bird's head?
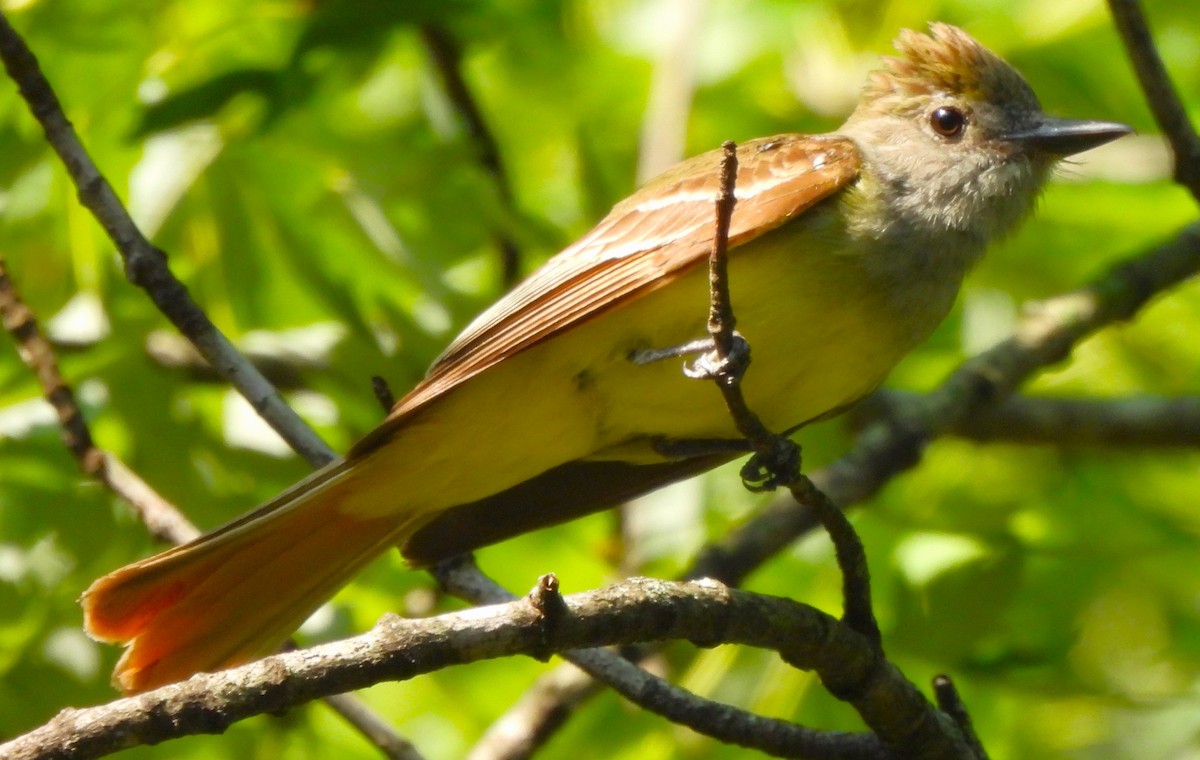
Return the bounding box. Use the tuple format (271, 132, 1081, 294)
(840, 23, 1131, 246)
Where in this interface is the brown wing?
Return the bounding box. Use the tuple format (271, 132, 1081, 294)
(371, 134, 860, 436)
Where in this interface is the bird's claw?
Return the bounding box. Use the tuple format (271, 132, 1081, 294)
(683, 331, 751, 382)
(738, 438, 801, 492)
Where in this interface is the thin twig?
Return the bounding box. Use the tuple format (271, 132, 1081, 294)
(0, 255, 197, 545)
(0, 256, 96, 470)
(1107, 0, 1200, 198)
(933, 675, 988, 760)
(635, 0, 705, 182)
(697, 141, 881, 647)
(699, 141, 783, 452)
(420, 23, 522, 287)
(0, 10, 334, 468)
(321, 694, 427, 760)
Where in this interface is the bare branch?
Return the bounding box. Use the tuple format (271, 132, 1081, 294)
(0, 255, 198, 545)
(854, 390, 1200, 448)
(432, 558, 889, 760)
(320, 694, 427, 760)
(2, 577, 921, 760)
(0, 10, 334, 467)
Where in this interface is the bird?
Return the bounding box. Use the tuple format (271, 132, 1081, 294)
(83, 22, 1131, 693)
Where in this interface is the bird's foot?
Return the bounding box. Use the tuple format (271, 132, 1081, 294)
(627, 332, 751, 384)
(739, 437, 801, 492)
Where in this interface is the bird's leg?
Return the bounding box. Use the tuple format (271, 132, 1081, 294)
(627, 332, 752, 383)
(627, 337, 719, 365)
(638, 330, 791, 487)
(738, 437, 801, 492)
(651, 436, 752, 459)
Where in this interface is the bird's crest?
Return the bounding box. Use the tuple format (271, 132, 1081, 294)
(864, 23, 1038, 109)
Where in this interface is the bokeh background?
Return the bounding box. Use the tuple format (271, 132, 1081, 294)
(0, 0, 1198, 758)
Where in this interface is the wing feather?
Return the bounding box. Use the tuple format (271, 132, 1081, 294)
(376, 134, 860, 431)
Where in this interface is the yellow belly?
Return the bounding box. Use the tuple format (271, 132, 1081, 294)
(340, 217, 956, 518)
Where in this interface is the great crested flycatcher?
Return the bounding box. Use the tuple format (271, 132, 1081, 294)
(83, 23, 1131, 692)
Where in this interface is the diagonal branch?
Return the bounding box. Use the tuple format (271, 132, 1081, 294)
(1107, 0, 1200, 198)
(0, 11, 334, 467)
(0, 255, 198, 546)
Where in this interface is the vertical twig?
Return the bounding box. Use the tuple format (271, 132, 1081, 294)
(696, 141, 881, 647)
(635, 0, 705, 182)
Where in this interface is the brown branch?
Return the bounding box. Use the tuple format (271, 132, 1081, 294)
(854, 390, 1200, 448)
(420, 23, 522, 287)
(1107, 0, 1200, 198)
(0, 255, 95, 466)
(2, 577, 928, 760)
(0, 10, 334, 468)
(699, 141, 781, 450)
(0, 255, 198, 545)
(432, 558, 892, 760)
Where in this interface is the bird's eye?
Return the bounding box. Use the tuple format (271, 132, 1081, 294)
(930, 106, 966, 138)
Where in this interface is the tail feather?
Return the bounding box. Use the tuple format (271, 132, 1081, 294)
(83, 460, 414, 693)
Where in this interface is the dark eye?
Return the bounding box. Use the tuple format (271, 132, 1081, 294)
(930, 106, 966, 138)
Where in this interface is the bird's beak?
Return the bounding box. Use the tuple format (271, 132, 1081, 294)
(1004, 117, 1133, 156)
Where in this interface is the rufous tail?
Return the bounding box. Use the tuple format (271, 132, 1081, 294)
(82, 460, 412, 693)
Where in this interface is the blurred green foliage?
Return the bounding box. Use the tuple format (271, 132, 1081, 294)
(0, 0, 1197, 758)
